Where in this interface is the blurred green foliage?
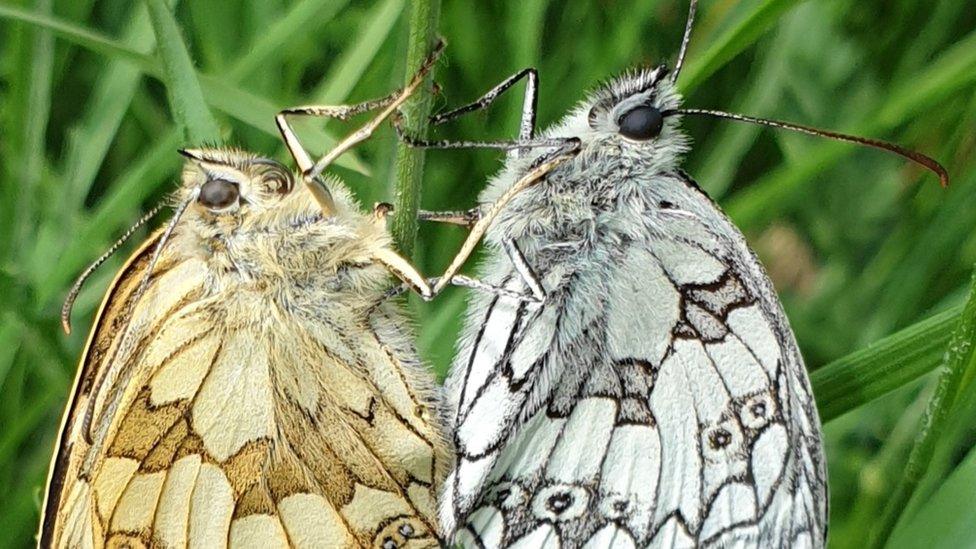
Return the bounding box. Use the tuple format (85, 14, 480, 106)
(0, 0, 975, 547)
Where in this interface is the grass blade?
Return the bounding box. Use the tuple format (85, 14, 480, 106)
(886, 445, 976, 549)
(869, 269, 976, 547)
(0, 6, 365, 172)
(311, 0, 403, 103)
(62, 3, 163, 212)
(13, 0, 54, 255)
(725, 28, 976, 228)
(0, 313, 24, 390)
(814, 305, 961, 422)
(0, 5, 155, 72)
(145, 0, 220, 144)
(678, 0, 800, 93)
(227, 0, 351, 82)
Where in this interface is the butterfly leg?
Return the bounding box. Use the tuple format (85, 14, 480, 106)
(276, 39, 445, 184)
(413, 211, 544, 301)
(447, 275, 541, 302)
(370, 206, 532, 302)
(366, 64, 572, 301)
(417, 208, 481, 228)
(381, 275, 539, 303)
(392, 116, 571, 152)
(374, 145, 575, 302)
(430, 68, 538, 145)
(417, 208, 546, 302)
(425, 140, 580, 296)
(503, 238, 545, 301)
(416, 213, 541, 300)
(392, 67, 554, 157)
(373, 247, 434, 299)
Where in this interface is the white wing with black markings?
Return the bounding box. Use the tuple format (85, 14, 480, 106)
(442, 171, 826, 549)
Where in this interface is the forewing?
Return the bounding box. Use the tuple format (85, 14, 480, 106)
(39, 232, 208, 547)
(446, 175, 826, 548)
(441, 258, 576, 535)
(41, 238, 446, 548)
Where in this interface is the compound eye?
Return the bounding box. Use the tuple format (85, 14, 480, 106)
(617, 105, 663, 140)
(199, 178, 239, 210)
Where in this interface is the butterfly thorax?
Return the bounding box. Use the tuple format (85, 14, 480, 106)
(181, 185, 393, 309)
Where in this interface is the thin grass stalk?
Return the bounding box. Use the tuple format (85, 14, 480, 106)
(390, 0, 440, 256)
(870, 268, 976, 548)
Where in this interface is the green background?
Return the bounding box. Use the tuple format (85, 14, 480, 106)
(1, 0, 975, 547)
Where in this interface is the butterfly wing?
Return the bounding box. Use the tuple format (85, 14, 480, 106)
(40, 234, 447, 548)
(39, 231, 166, 547)
(444, 172, 826, 548)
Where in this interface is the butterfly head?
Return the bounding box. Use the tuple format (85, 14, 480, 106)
(175, 147, 388, 287)
(561, 65, 689, 172)
(178, 148, 296, 216)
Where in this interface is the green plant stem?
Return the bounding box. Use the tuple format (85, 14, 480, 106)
(870, 269, 976, 548)
(390, 0, 440, 256)
(144, 0, 220, 144)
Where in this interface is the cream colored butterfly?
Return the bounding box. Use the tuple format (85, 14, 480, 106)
(39, 48, 452, 548)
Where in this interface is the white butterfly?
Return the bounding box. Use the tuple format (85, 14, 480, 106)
(395, 1, 936, 546)
(434, 62, 829, 547)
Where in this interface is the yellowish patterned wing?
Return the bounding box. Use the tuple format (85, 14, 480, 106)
(40, 230, 170, 546)
(40, 232, 447, 548)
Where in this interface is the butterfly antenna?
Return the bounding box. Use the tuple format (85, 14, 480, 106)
(128, 191, 198, 323)
(671, 0, 699, 83)
(667, 108, 949, 187)
(61, 204, 165, 334)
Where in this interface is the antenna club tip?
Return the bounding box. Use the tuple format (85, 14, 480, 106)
(921, 158, 949, 188)
(61, 319, 72, 335)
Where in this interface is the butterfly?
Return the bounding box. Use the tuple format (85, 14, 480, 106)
(394, 1, 948, 547)
(39, 50, 452, 548)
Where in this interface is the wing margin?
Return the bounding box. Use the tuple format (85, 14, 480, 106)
(38, 232, 162, 548)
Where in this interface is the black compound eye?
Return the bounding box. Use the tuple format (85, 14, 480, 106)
(199, 178, 239, 210)
(617, 105, 663, 140)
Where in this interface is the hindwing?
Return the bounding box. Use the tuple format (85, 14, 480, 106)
(41, 236, 447, 548)
(444, 174, 826, 548)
